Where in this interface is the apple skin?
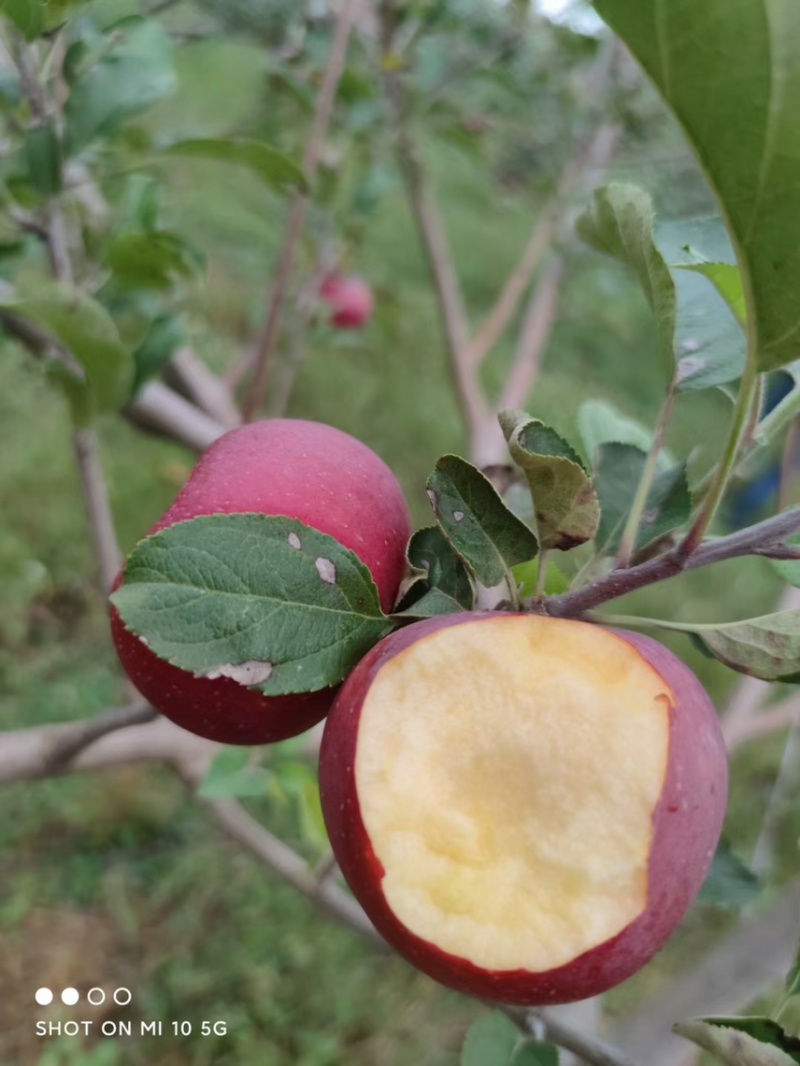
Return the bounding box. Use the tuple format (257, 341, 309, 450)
(320, 274, 374, 329)
(319, 613, 728, 1005)
(111, 419, 412, 746)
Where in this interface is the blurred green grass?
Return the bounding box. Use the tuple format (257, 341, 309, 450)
(1, 26, 796, 1066)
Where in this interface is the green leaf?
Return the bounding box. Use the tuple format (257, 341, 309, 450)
(0, 283, 133, 411)
(23, 121, 62, 196)
(426, 455, 538, 589)
(66, 19, 176, 154)
(500, 410, 600, 551)
(461, 1013, 519, 1066)
(657, 218, 747, 390)
(577, 184, 676, 377)
(163, 138, 307, 194)
(512, 1043, 559, 1066)
(594, 444, 691, 555)
(131, 313, 185, 394)
(274, 761, 328, 851)
(198, 747, 272, 798)
(405, 526, 474, 608)
(594, 0, 800, 372)
(577, 398, 675, 471)
(655, 609, 800, 683)
(672, 267, 748, 391)
(1, 0, 45, 39)
(699, 840, 763, 910)
(512, 558, 569, 598)
(106, 231, 202, 291)
(393, 587, 467, 620)
(111, 514, 394, 696)
(674, 1017, 800, 1065)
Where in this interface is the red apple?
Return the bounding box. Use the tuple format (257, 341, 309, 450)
(319, 612, 728, 1004)
(111, 419, 412, 746)
(319, 273, 374, 329)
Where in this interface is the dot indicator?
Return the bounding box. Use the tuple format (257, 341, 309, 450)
(61, 988, 80, 1006)
(35, 988, 53, 1006)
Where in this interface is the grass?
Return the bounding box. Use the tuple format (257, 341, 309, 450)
(1, 20, 798, 1066)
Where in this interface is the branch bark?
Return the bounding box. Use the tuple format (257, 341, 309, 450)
(72, 427, 123, 592)
(509, 1006, 639, 1066)
(243, 0, 363, 421)
(166, 347, 242, 429)
(126, 380, 229, 453)
(546, 507, 800, 619)
(498, 254, 566, 412)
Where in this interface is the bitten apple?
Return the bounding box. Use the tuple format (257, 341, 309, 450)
(111, 419, 412, 746)
(319, 612, 728, 1005)
(319, 273, 374, 329)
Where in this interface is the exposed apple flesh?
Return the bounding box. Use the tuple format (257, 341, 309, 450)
(319, 613, 728, 1004)
(111, 419, 412, 745)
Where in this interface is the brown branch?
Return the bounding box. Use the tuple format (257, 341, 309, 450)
(200, 796, 382, 944)
(498, 254, 566, 412)
(725, 697, 800, 753)
(166, 347, 242, 429)
(0, 715, 216, 784)
(509, 1007, 639, 1066)
(72, 427, 123, 592)
(382, 64, 488, 440)
(127, 380, 228, 453)
(41, 700, 156, 771)
(243, 0, 363, 421)
(546, 507, 800, 619)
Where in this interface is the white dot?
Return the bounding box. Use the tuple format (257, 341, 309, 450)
(114, 988, 132, 1006)
(87, 988, 106, 1006)
(35, 988, 53, 1006)
(61, 988, 80, 1006)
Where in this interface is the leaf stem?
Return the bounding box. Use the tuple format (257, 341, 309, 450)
(616, 381, 676, 568)
(535, 549, 550, 599)
(679, 356, 760, 559)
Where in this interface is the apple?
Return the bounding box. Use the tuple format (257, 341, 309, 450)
(319, 273, 374, 330)
(319, 612, 728, 1004)
(111, 419, 412, 746)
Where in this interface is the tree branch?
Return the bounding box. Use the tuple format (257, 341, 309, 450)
(546, 507, 800, 619)
(126, 380, 228, 452)
(41, 700, 156, 771)
(497, 254, 566, 412)
(243, 0, 363, 421)
(508, 1007, 639, 1066)
(72, 427, 123, 591)
(166, 347, 242, 430)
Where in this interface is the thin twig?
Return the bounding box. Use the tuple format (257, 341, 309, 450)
(201, 796, 382, 944)
(43, 700, 156, 770)
(243, 0, 363, 420)
(508, 1006, 639, 1066)
(382, 53, 487, 440)
(127, 380, 228, 453)
(497, 254, 566, 412)
(616, 378, 677, 569)
(546, 506, 800, 618)
(167, 347, 242, 429)
(750, 719, 800, 877)
(72, 427, 123, 591)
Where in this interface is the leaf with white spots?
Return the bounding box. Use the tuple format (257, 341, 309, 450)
(111, 514, 394, 695)
(426, 455, 538, 589)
